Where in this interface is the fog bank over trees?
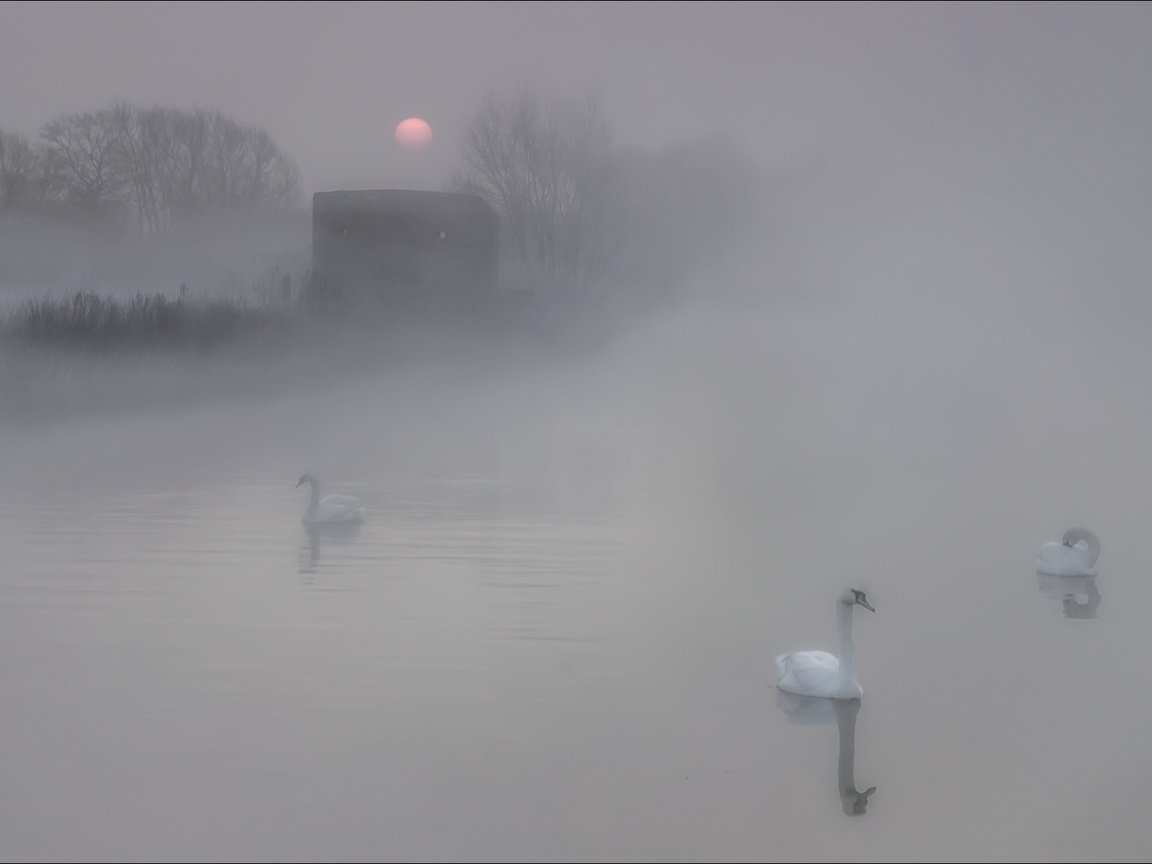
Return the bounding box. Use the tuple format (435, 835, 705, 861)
(2, 102, 299, 231)
(451, 91, 764, 318)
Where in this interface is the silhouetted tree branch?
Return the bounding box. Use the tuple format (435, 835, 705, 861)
(451, 92, 625, 297)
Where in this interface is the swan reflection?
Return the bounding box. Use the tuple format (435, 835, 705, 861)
(776, 691, 877, 816)
(299, 521, 362, 572)
(1036, 572, 1102, 619)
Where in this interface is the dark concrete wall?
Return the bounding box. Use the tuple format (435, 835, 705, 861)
(312, 189, 499, 315)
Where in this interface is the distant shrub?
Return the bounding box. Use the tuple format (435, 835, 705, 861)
(3, 290, 297, 351)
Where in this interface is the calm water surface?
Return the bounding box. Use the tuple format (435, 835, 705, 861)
(0, 307, 1149, 862)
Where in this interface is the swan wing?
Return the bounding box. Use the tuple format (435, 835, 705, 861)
(776, 650, 842, 698)
(1037, 542, 1094, 576)
(321, 494, 363, 509)
(311, 494, 365, 523)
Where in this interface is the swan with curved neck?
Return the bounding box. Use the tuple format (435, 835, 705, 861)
(777, 588, 874, 700)
(1037, 527, 1100, 577)
(296, 474, 364, 525)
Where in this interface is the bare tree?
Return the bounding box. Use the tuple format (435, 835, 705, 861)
(109, 103, 163, 233)
(452, 92, 625, 297)
(0, 130, 44, 221)
(198, 112, 299, 211)
(39, 110, 126, 220)
(53, 104, 302, 233)
(244, 126, 299, 208)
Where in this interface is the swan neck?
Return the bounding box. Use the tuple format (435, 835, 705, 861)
(837, 602, 856, 683)
(1083, 535, 1100, 568)
(1062, 528, 1100, 568)
(306, 478, 320, 515)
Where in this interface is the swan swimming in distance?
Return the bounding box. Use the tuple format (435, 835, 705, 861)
(777, 588, 874, 700)
(296, 474, 365, 525)
(1037, 527, 1100, 577)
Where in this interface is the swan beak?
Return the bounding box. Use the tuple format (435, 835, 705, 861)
(295, 478, 304, 488)
(858, 598, 875, 612)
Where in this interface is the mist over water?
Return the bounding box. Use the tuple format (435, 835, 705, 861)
(3, 282, 1151, 861)
(3, 3, 1152, 862)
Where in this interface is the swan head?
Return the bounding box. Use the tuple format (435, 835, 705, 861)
(296, 473, 316, 488)
(839, 588, 875, 612)
(1062, 526, 1099, 548)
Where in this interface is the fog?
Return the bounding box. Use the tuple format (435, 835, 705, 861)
(2, 2, 1152, 862)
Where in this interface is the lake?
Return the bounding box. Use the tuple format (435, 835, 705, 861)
(0, 301, 1148, 862)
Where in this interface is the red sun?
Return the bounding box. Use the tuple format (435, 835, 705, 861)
(395, 117, 432, 152)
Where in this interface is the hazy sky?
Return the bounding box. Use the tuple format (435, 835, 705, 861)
(1, 1, 1151, 204)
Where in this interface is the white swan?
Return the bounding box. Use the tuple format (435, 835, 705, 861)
(296, 473, 364, 525)
(1037, 526, 1100, 577)
(777, 588, 874, 700)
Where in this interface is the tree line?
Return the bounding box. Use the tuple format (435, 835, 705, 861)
(1, 91, 759, 313)
(0, 103, 300, 232)
(450, 91, 761, 307)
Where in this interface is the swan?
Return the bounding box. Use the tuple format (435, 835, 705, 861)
(1037, 527, 1100, 577)
(777, 588, 874, 700)
(296, 473, 364, 525)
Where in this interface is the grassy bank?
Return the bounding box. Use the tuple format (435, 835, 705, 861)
(2, 290, 298, 351)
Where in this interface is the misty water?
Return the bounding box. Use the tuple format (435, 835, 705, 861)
(1, 295, 1148, 863)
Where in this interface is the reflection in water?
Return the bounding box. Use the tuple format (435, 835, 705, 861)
(776, 691, 877, 816)
(1036, 572, 1102, 619)
(299, 522, 362, 572)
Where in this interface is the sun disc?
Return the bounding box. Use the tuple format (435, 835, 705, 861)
(396, 117, 432, 151)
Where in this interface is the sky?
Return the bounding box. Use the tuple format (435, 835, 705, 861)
(3, 1, 1147, 201)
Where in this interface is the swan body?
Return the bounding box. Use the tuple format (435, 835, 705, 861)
(777, 651, 856, 699)
(777, 588, 874, 700)
(297, 473, 364, 525)
(1037, 527, 1100, 577)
